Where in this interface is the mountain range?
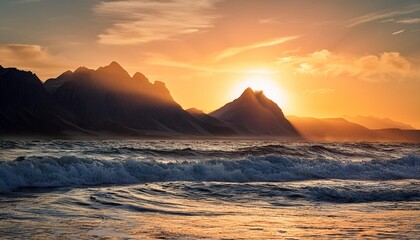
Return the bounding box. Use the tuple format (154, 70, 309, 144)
(0, 62, 418, 142)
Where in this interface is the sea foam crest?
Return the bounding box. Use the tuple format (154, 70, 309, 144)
(0, 155, 419, 192)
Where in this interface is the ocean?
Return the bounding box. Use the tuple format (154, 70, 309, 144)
(0, 139, 419, 239)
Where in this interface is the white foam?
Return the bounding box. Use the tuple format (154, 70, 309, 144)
(0, 155, 419, 192)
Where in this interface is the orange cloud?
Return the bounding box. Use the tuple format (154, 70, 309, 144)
(277, 50, 417, 81)
(214, 36, 300, 62)
(392, 29, 405, 35)
(396, 18, 420, 24)
(0, 44, 69, 79)
(345, 4, 420, 27)
(94, 0, 220, 44)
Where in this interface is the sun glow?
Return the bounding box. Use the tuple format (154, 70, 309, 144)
(231, 73, 288, 108)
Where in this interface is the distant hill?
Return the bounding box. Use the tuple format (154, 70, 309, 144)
(210, 88, 300, 137)
(288, 116, 420, 142)
(373, 129, 420, 142)
(343, 115, 415, 130)
(287, 116, 376, 141)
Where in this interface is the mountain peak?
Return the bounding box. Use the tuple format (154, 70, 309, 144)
(98, 61, 125, 73)
(108, 61, 123, 69)
(238, 88, 271, 104)
(75, 66, 90, 73)
(240, 87, 255, 97)
(187, 107, 205, 115)
(95, 61, 131, 81)
(210, 87, 299, 136)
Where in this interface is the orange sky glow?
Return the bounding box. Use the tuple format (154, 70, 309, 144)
(0, 0, 419, 127)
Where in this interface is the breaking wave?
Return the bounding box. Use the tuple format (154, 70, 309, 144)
(1, 155, 419, 192)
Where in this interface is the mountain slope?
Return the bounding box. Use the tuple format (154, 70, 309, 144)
(210, 88, 299, 137)
(46, 62, 216, 135)
(0, 66, 79, 135)
(187, 108, 236, 135)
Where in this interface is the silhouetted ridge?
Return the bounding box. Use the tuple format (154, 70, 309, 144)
(187, 108, 205, 115)
(2, 64, 418, 140)
(45, 62, 231, 135)
(0, 67, 79, 135)
(133, 72, 149, 85)
(96, 61, 131, 81)
(187, 108, 236, 135)
(210, 88, 300, 137)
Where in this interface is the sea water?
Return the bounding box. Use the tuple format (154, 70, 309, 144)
(0, 139, 419, 239)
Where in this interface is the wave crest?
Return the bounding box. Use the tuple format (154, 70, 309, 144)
(1, 155, 419, 192)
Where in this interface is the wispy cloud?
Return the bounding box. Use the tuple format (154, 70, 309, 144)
(147, 57, 215, 72)
(380, 18, 395, 23)
(214, 36, 300, 62)
(345, 4, 420, 28)
(277, 50, 418, 82)
(146, 55, 279, 75)
(14, 0, 44, 3)
(392, 29, 405, 35)
(396, 18, 420, 24)
(259, 17, 281, 24)
(93, 0, 220, 45)
(381, 17, 420, 24)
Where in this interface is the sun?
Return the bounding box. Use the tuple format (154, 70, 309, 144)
(231, 73, 288, 107)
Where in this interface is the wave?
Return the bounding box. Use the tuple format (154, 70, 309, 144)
(303, 185, 420, 203)
(0, 155, 419, 192)
(82, 143, 377, 159)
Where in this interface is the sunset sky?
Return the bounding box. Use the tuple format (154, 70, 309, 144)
(1, 0, 420, 127)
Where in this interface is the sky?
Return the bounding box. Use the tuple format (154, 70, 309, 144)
(1, 0, 420, 127)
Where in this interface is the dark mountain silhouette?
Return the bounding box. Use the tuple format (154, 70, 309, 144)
(187, 108, 236, 135)
(343, 115, 415, 130)
(210, 88, 300, 137)
(1, 63, 419, 141)
(45, 62, 229, 135)
(44, 70, 74, 94)
(0, 66, 80, 135)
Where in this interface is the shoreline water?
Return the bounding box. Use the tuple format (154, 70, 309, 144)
(1, 139, 419, 239)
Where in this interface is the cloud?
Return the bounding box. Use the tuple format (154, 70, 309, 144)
(345, 4, 420, 28)
(93, 0, 220, 45)
(258, 17, 281, 24)
(214, 36, 300, 62)
(0, 44, 51, 67)
(396, 18, 420, 24)
(392, 29, 405, 35)
(0, 44, 68, 79)
(381, 17, 420, 24)
(277, 50, 418, 82)
(14, 0, 44, 3)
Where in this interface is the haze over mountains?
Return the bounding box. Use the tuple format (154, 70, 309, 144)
(0, 62, 418, 142)
(343, 116, 415, 130)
